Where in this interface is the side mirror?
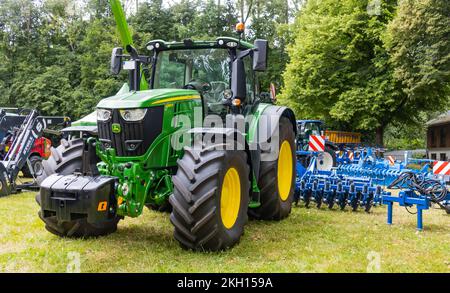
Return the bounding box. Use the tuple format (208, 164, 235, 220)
(231, 58, 246, 99)
(253, 39, 268, 71)
(110, 47, 123, 75)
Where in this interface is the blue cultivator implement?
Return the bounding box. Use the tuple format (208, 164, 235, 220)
(295, 155, 388, 212)
(337, 148, 435, 187)
(295, 151, 450, 229)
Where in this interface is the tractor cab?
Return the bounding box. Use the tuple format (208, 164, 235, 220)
(110, 37, 268, 118)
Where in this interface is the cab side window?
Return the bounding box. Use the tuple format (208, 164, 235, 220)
(304, 122, 321, 137)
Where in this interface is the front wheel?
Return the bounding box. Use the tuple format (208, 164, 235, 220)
(36, 138, 120, 238)
(170, 145, 250, 251)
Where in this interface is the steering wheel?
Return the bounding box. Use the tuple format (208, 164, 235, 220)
(183, 80, 212, 93)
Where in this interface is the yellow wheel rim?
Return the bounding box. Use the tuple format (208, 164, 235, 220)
(277, 140, 293, 201)
(220, 167, 241, 229)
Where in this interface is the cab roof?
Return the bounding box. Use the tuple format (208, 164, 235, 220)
(145, 37, 254, 52)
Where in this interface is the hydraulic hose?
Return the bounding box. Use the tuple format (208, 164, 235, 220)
(388, 171, 448, 203)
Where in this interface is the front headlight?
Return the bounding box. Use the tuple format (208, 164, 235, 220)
(119, 108, 147, 121)
(97, 108, 112, 121)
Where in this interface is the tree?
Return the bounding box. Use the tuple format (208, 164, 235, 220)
(131, 0, 176, 45)
(279, 0, 400, 145)
(248, 0, 298, 92)
(190, 0, 238, 39)
(385, 0, 450, 122)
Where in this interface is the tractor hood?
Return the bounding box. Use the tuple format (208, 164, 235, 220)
(97, 88, 201, 109)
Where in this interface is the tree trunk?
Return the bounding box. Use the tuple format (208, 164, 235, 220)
(375, 126, 384, 147)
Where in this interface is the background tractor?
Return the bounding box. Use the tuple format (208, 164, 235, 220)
(0, 108, 67, 178)
(0, 108, 70, 196)
(296, 120, 338, 171)
(37, 0, 296, 251)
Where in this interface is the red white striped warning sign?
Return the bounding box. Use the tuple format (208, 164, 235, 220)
(433, 160, 450, 175)
(348, 151, 354, 161)
(387, 155, 395, 166)
(308, 135, 325, 152)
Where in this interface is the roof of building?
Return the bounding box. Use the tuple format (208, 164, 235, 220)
(426, 111, 450, 127)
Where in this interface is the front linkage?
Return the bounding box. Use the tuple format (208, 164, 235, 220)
(96, 140, 173, 217)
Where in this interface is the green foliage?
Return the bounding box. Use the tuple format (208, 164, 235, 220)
(384, 121, 426, 150)
(385, 0, 450, 118)
(247, 0, 295, 92)
(280, 0, 450, 147)
(0, 0, 446, 150)
(0, 0, 276, 119)
(279, 0, 400, 138)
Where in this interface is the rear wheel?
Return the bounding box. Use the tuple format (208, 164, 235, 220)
(249, 116, 296, 220)
(170, 144, 250, 251)
(36, 138, 120, 238)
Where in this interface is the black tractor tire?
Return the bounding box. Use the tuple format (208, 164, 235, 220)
(21, 155, 43, 178)
(35, 138, 120, 238)
(249, 116, 296, 220)
(36, 138, 84, 185)
(170, 145, 250, 251)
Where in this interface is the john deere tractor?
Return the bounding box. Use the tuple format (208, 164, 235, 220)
(37, 0, 296, 251)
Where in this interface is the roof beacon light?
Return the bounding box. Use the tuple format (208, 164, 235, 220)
(236, 22, 245, 34)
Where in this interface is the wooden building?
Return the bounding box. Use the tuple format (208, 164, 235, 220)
(426, 111, 450, 161)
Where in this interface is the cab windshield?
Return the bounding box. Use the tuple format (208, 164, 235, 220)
(153, 48, 231, 108)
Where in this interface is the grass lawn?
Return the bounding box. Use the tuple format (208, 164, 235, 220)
(0, 191, 448, 273)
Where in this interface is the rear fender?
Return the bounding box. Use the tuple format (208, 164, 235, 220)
(248, 105, 296, 162)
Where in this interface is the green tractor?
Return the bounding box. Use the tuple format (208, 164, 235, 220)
(37, 0, 297, 251)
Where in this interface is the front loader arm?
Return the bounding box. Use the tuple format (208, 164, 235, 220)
(109, 0, 148, 90)
(109, 0, 133, 48)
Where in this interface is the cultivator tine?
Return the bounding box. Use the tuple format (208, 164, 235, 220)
(323, 181, 331, 207)
(312, 180, 323, 208)
(304, 189, 311, 208)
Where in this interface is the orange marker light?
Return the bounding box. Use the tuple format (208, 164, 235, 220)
(232, 99, 241, 106)
(236, 22, 245, 33)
